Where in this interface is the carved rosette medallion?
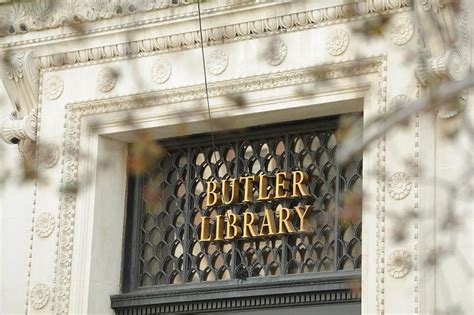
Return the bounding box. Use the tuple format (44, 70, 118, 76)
(389, 94, 411, 110)
(264, 38, 287, 66)
(97, 67, 117, 92)
(151, 59, 172, 84)
(206, 49, 228, 75)
(326, 29, 350, 56)
(44, 75, 63, 100)
(388, 172, 412, 200)
(39, 143, 60, 168)
(30, 283, 50, 309)
(387, 250, 412, 278)
(390, 17, 414, 46)
(35, 212, 55, 238)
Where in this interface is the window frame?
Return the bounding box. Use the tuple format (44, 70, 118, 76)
(113, 114, 362, 314)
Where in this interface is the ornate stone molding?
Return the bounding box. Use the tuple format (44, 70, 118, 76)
(35, 212, 56, 238)
(389, 94, 411, 110)
(30, 283, 51, 309)
(0, 0, 216, 37)
(97, 67, 118, 93)
(206, 49, 228, 75)
(388, 172, 413, 200)
(31, 1, 411, 71)
(264, 38, 287, 66)
(2, 50, 26, 82)
(415, 49, 469, 85)
(0, 112, 37, 144)
(326, 29, 350, 56)
(437, 88, 468, 119)
(1, 50, 40, 115)
(387, 250, 412, 278)
(390, 17, 414, 46)
(151, 59, 172, 84)
(39, 143, 60, 168)
(44, 75, 64, 100)
(53, 56, 386, 314)
(112, 274, 360, 314)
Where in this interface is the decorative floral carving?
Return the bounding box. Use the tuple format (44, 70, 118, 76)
(438, 89, 468, 118)
(0, 112, 37, 144)
(390, 17, 414, 46)
(387, 250, 412, 278)
(264, 38, 287, 66)
(389, 94, 411, 110)
(44, 75, 63, 100)
(28, 2, 412, 70)
(2, 51, 25, 82)
(97, 67, 117, 93)
(206, 49, 228, 75)
(326, 29, 350, 56)
(388, 172, 412, 200)
(151, 59, 172, 84)
(421, 0, 445, 13)
(39, 143, 60, 168)
(30, 283, 50, 309)
(35, 212, 55, 238)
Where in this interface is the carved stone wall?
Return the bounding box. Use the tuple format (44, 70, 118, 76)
(0, 0, 472, 314)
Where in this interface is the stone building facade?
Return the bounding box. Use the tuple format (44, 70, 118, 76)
(0, 0, 473, 314)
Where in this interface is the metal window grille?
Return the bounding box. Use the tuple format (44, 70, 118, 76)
(122, 115, 362, 292)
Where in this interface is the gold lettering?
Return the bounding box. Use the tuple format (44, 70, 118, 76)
(205, 181, 221, 207)
(259, 209, 277, 237)
(278, 207, 296, 234)
(200, 216, 212, 241)
(291, 171, 309, 197)
(240, 176, 256, 203)
(215, 214, 225, 241)
(295, 205, 313, 233)
(222, 178, 239, 205)
(275, 172, 290, 199)
(257, 175, 273, 201)
(242, 212, 259, 239)
(225, 211, 242, 240)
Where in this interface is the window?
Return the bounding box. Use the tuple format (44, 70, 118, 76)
(121, 115, 362, 292)
(115, 115, 362, 314)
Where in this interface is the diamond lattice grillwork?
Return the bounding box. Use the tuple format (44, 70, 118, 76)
(128, 116, 362, 288)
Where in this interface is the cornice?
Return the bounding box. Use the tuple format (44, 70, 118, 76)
(31, 0, 411, 71)
(0, 1, 276, 48)
(0, 0, 270, 40)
